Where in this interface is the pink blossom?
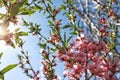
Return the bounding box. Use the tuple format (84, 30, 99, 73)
(0, 33, 13, 45)
(56, 36, 119, 79)
(55, 20, 61, 27)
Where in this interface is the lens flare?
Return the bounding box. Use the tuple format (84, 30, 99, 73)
(0, 27, 6, 36)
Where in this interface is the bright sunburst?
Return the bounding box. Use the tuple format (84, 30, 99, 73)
(0, 24, 15, 51)
(0, 27, 5, 35)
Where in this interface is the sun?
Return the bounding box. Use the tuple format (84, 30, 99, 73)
(0, 7, 19, 49)
(0, 21, 15, 46)
(7, 23, 16, 33)
(0, 27, 5, 35)
(0, 27, 15, 52)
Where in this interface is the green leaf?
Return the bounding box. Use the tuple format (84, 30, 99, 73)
(22, 19, 29, 26)
(65, 13, 72, 19)
(64, 32, 66, 42)
(15, 28, 20, 33)
(12, 0, 16, 3)
(1, 64, 18, 74)
(47, 3, 52, 12)
(48, 20, 54, 26)
(51, 27, 56, 34)
(34, 3, 43, 10)
(60, 5, 66, 11)
(15, 37, 20, 44)
(67, 36, 73, 43)
(0, 52, 3, 59)
(50, 48, 57, 52)
(47, 0, 53, 4)
(19, 32, 28, 36)
(21, 10, 35, 16)
(9, 0, 27, 18)
(1, 0, 7, 7)
(0, 74, 4, 80)
(62, 25, 71, 29)
(38, 43, 46, 49)
(29, 27, 35, 33)
(64, 42, 68, 47)
(46, 15, 52, 18)
(11, 42, 15, 48)
(70, 31, 77, 35)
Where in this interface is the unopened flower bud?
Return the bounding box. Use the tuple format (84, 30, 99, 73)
(23, 59, 29, 64)
(55, 20, 61, 27)
(55, 9, 60, 14)
(24, 68, 28, 73)
(40, 49, 45, 53)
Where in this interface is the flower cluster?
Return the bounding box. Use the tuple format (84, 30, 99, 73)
(40, 48, 60, 80)
(0, 32, 13, 45)
(48, 34, 60, 45)
(41, 60, 58, 80)
(57, 35, 120, 80)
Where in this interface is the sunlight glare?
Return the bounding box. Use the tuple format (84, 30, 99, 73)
(0, 27, 6, 36)
(8, 23, 16, 33)
(0, 40, 7, 50)
(0, 26, 8, 49)
(0, 7, 18, 49)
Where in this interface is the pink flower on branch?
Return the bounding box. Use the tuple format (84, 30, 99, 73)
(56, 35, 120, 79)
(0, 33, 14, 45)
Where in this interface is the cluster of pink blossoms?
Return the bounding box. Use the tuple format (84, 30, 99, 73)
(48, 34, 60, 45)
(57, 35, 120, 80)
(0, 32, 13, 45)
